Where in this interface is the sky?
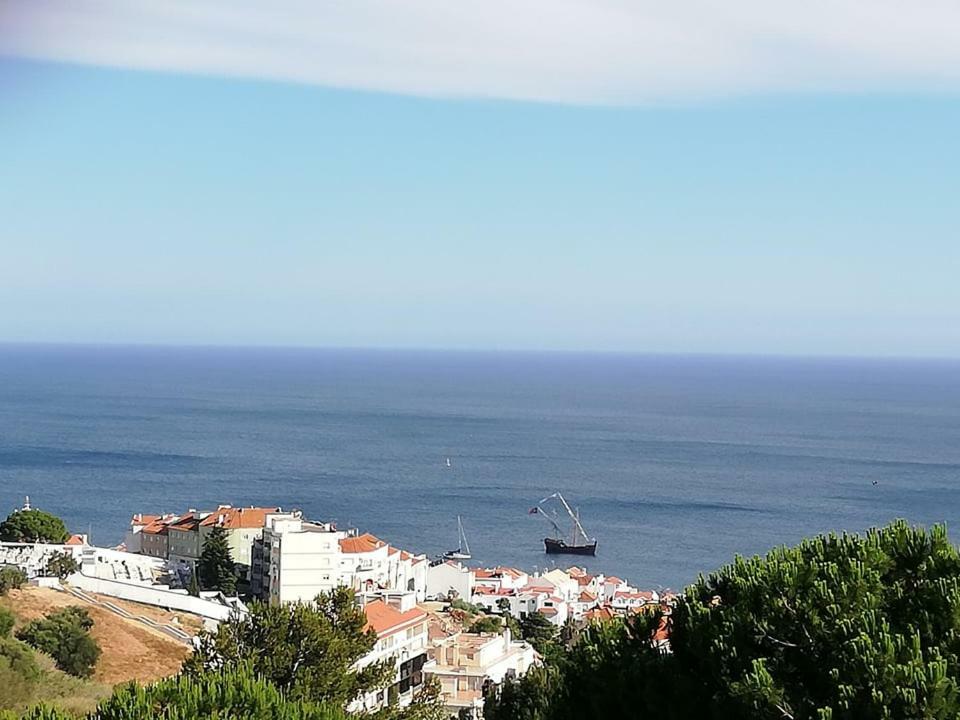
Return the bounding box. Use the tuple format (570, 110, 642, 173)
(1, 1, 959, 356)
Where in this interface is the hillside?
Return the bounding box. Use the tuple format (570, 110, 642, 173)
(1, 586, 194, 713)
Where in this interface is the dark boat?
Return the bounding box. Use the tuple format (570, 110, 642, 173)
(544, 537, 598, 556)
(530, 492, 598, 556)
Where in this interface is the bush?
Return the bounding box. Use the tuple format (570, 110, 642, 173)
(16, 607, 100, 679)
(0, 637, 41, 711)
(43, 552, 79, 581)
(449, 598, 482, 615)
(467, 616, 503, 634)
(0, 606, 15, 637)
(0, 567, 27, 596)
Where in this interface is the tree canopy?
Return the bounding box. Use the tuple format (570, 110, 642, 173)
(198, 525, 237, 596)
(0, 510, 69, 545)
(486, 520, 960, 720)
(16, 607, 100, 679)
(184, 587, 391, 707)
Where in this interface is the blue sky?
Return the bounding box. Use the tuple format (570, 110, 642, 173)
(1, 2, 959, 355)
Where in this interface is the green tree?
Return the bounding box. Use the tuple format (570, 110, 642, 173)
(519, 612, 562, 663)
(42, 552, 79, 580)
(0, 510, 69, 545)
(97, 664, 347, 720)
(184, 587, 391, 708)
(0, 636, 42, 711)
(486, 520, 960, 720)
(0, 567, 28, 596)
(0, 606, 15, 637)
(198, 526, 237, 595)
(467, 615, 502, 634)
(16, 606, 100, 679)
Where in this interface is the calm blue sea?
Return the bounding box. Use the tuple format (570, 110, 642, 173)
(1, 345, 959, 591)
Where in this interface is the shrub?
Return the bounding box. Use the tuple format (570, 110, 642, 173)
(0, 606, 15, 637)
(43, 552, 79, 581)
(16, 607, 100, 679)
(467, 616, 503, 634)
(0, 637, 41, 711)
(0, 567, 27, 596)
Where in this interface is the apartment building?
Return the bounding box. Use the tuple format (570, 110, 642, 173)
(427, 627, 539, 718)
(350, 593, 432, 713)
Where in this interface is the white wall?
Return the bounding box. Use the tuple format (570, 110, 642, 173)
(69, 573, 241, 622)
(426, 562, 474, 601)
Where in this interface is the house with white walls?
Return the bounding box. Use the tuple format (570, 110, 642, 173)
(426, 561, 475, 601)
(350, 592, 432, 713)
(427, 627, 539, 718)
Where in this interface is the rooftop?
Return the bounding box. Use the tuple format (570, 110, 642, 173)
(340, 533, 387, 554)
(200, 506, 282, 530)
(363, 599, 427, 638)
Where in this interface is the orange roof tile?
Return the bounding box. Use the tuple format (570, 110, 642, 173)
(363, 600, 427, 638)
(339, 533, 386, 554)
(579, 591, 597, 602)
(200, 507, 281, 530)
(65, 534, 85, 546)
(585, 606, 616, 621)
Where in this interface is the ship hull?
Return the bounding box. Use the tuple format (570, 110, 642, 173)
(544, 537, 597, 556)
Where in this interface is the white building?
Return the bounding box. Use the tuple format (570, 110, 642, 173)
(426, 561, 475, 601)
(257, 516, 347, 604)
(351, 592, 432, 713)
(428, 628, 539, 718)
(254, 519, 428, 604)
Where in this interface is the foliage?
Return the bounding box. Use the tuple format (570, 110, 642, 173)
(0, 637, 42, 710)
(449, 598, 482, 615)
(0, 606, 15, 637)
(198, 526, 237, 596)
(372, 677, 448, 720)
(0, 567, 28, 596)
(0, 665, 348, 719)
(518, 612, 563, 664)
(16, 607, 101, 679)
(96, 664, 348, 720)
(0, 511, 69, 545)
(184, 587, 391, 708)
(485, 520, 960, 720)
(42, 553, 78, 581)
(467, 615, 503, 634)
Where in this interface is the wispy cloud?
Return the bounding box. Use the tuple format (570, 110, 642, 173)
(2, 0, 960, 104)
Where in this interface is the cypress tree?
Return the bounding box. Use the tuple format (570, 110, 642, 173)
(198, 525, 237, 596)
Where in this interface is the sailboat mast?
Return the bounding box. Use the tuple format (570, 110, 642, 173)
(555, 493, 590, 542)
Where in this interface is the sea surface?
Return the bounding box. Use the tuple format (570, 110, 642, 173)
(1, 345, 959, 591)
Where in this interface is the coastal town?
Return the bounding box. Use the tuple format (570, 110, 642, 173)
(0, 498, 672, 718)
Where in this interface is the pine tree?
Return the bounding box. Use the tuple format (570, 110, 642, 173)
(198, 525, 237, 596)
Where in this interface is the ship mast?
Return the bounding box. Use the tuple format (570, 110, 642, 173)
(554, 492, 591, 543)
(534, 492, 591, 543)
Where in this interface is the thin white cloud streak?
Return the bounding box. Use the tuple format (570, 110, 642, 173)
(2, 0, 960, 104)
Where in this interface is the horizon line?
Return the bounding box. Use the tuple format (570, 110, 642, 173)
(1, 340, 958, 363)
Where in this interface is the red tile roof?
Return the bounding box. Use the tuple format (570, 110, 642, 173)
(579, 591, 597, 602)
(200, 507, 281, 530)
(585, 606, 616, 621)
(339, 533, 386, 554)
(65, 534, 85, 546)
(363, 600, 427, 638)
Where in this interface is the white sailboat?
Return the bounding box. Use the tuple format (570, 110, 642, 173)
(442, 515, 472, 561)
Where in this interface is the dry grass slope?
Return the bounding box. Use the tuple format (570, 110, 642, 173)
(1, 586, 194, 713)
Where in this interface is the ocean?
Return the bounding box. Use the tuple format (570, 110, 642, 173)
(1, 344, 959, 591)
